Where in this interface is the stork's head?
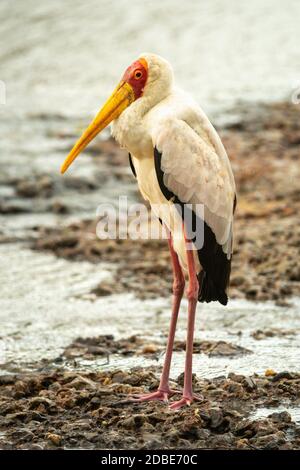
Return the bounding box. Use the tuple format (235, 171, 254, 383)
(61, 53, 173, 174)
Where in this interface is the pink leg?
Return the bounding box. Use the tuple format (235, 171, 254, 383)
(170, 235, 201, 410)
(131, 228, 185, 402)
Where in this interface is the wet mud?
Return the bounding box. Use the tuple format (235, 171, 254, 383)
(0, 357, 299, 449)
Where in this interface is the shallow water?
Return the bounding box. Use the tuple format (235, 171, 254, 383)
(1, 0, 299, 121)
(250, 405, 300, 425)
(1, 244, 299, 378)
(1, 1, 299, 225)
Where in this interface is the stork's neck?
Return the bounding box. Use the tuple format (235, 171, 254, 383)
(112, 91, 170, 157)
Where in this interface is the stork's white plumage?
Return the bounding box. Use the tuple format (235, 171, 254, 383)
(61, 53, 236, 409)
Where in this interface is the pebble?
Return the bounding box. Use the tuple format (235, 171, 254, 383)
(46, 433, 62, 446)
(265, 369, 277, 377)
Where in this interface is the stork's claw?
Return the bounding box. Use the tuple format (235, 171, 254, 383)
(130, 388, 181, 403)
(169, 394, 203, 410)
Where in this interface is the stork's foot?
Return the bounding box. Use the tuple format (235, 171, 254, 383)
(130, 388, 180, 403)
(169, 394, 203, 410)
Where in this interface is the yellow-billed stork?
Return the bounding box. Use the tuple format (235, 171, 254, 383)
(60, 53, 236, 409)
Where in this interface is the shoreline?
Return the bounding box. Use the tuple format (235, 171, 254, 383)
(1, 357, 300, 450)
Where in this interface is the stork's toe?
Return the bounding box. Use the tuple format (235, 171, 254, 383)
(169, 394, 203, 410)
(129, 388, 181, 403)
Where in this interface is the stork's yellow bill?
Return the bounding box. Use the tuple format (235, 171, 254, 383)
(60, 58, 148, 174)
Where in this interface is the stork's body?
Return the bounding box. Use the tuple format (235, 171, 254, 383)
(113, 84, 235, 279)
(61, 54, 236, 409)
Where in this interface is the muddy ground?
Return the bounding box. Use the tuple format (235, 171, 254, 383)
(1, 101, 300, 450)
(0, 335, 300, 450)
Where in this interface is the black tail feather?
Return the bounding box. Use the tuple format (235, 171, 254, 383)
(197, 271, 228, 306)
(196, 220, 231, 306)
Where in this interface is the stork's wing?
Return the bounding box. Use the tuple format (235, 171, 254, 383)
(152, 117, 236, 305)
(152, 117, 235, 253)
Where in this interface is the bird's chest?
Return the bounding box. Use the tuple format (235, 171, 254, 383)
(112, 111, 152, 158)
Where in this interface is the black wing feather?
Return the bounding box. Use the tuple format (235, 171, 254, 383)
(128, 153, 136, 178)
(154, 147, 231, 305)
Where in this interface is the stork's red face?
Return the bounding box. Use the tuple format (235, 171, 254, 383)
(60, 58, 148, 174)
(121, 58, 148, 100)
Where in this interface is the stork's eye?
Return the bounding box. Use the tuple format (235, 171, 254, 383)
(134, 70, 143, 79)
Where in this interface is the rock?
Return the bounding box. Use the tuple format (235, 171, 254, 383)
(272, 371, 293, 382)
(166, 429, 180, 445)
(5, 412, 28, 423)
(228, 373, 245, 383)
(206, 341, 252, 357)
(62, 334, 155, 360)
(236, 438, 249, 449)
(16, 180, 39, 198)
(87, 345, 108, 355)
(125, 373, 146, 386)
(66, 376, 97, 390)
(177, 372, 197, 387)
(51, 200, 69, 214)
(16, 176, 54, 198)
(141, 344, 158, 354)
(265, 369, 277, 377)
(196, 429, 211, 440)
(121, 415, 147, 430)
(253, 421, 277, 437)
(242, 376, 257, 391)
(251, 431, 286, 449)
(111, 371, 130, 384)
(0, 375, 16, 385)
(224, 380, 244, 395)
(210, 433, 234, 448)
(86, 432, 100, 443)
(142, 438, 165, 450)
(209, 408, 224, 430)
(46, 433, 62, 446)
(11, 429, 35, 440)
(174, 340, 251, 357)
(91, 284, 114, 297)
(29, 397, 53, 410)
(232, 420, 254, 437)
(38, 176, 54, 196)
(269, 411, 291, 423)
(13, 381, 30, 398)
(27, 444, 44, 450)
(179, 416, 203, 438)
(252, 329, 295, 340)
(230, 275, 247, 287)
(246, 285, 261, 298)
